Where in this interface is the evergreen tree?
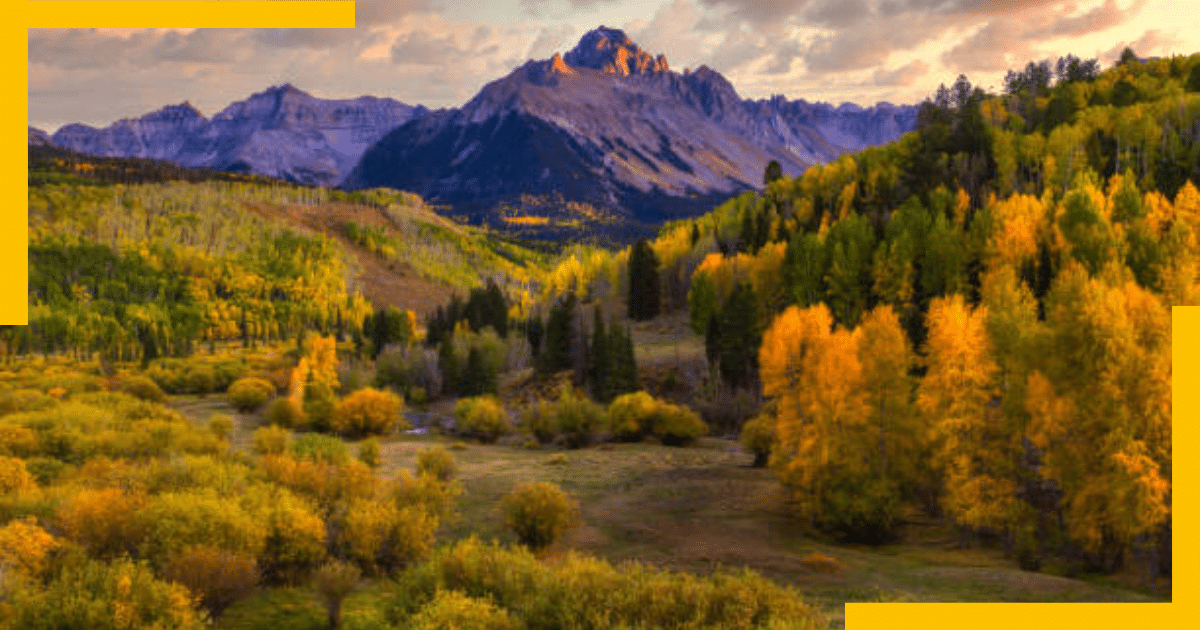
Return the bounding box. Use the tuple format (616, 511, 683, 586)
(526, 315, 544, 359)
(627, 240, 660, 321)
(739, 208, 755, 253)
(764, 160, 784, 185)
(718, 282, 760, 390)
(462, 346, 495, 396)
(588, 306, 611, 402)
(691, 222, 701, 247)
(538, 293, 575, 376)
(607, 323, 638, 399)
(705, 313, 721, 367)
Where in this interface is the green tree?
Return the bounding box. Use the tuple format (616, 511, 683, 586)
(627, 239, 660, 320)
(718, 282, 760, 389)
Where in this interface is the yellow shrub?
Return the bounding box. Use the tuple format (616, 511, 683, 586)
(0, 517, 58, 581)
(226, 377, 275, 413)
(339, 498, 437, 575)
(259, 491, 328, 585)
(416, 447, 457, 482)
(56, 487, 146, 559)
(607, 392, 707, 446)
(501, 481, 580, 550)
(252, 425, 291, 456)
(0, 455, 36, 495)
(331, 387, 405, 437)
(161, 545, 259, 619)
(454, 396, 510, 443)
(120, 376, 167, 404)
(264, 397, 305, 428)
(408, 590, 521, 630)
(136, 490, 267, 567)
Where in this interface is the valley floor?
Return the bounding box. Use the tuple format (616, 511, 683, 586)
(170, 396, 1168, 630)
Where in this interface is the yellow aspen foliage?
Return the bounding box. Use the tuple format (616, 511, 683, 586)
(918, 295, 1017, 532)
(1032, 262, 1172, 555)
(953, 187, 971, 229)
(0, 517, 58, 581)
(987, 194, 1044, 271)
(331, 387, 405, 437)
(856, 305, 917, 482)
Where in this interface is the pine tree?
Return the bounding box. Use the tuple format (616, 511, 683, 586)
(538, 293, 575, 377)
(627, 240, 660, 321)
(718, 282, 760, 390)
(438, 336, 459, 396)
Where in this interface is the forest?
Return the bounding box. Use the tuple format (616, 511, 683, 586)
(2, 49, 1192, 629)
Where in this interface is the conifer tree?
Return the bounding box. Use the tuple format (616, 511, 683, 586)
(627, 240, 660, 321)
(588, 305, 611, 402)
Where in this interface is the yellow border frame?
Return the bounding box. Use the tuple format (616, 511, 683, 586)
(12, 3, 1194, 629)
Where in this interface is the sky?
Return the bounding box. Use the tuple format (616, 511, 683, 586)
(28, 0, 1200, 132)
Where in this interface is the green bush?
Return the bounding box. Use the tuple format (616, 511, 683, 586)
(331, 387, 405, 438)
(519, 400, 558, 444)
(303, 380, 338, 433)
(358, 437, 381, 469)
(453, 396, 510, 443)
(253, 425, 292, 456)
(120, 375, 167, 403)
(184, 365, 218, 396)
(265, 397, 305, 428)
(654, 405, 707, 446)
(407, 590, 521, 630)
(416, 447, 457, 482)
(209, 414, 234, 441)
(290, 432, 350, 465)
(551, 386, 608, 448)
(227, 376, 276, 413)
(501, 481, 579, 550)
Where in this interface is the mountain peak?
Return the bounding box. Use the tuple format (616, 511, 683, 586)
(564, 26, 668, 76)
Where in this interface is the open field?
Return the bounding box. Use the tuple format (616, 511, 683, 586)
(169, 396, 1167, 630)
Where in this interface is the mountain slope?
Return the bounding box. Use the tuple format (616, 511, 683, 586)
(48, 86, 425, 186)
(345, 27, 915, 225)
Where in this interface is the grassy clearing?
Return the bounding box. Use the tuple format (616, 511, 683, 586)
(170, 396, 1166, 630)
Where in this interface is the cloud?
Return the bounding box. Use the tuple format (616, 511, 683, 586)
(390, 29, 476, 65)
(1100, 28, 1185, 63)
(356, 0, 439, 27)
(871, 59, 931, 86)
(1028, 0, 1147, 39)
(939, 19, 1032, 73)
(697, 0, 814, 25)
(623, 0, 704, 66)
(803, 0, 871, 29)
(525, 24, 576, 60)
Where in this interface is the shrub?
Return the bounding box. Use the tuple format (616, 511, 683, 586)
(535, 386, 608, 448)
(208, 414, 234, 441)
(265, 397, 305, 428)
(449, 441, 467, 451)
(4, 557, 205, 630)
(136, 490, 267, 567)
(416, 447, 456, 482)
(184, 365, 218, 396)
(55, 487, 146, 559)
(408, 590, 521, 630)
(358, 437, 381, 469)
(393, 469, 461, 521)
(739, 414, 775, 467)
(608, 391, 706, 446)
(453, 396, 510, 443)
(161, 545, 259, 619)
(257, 490, 328, 586)
(654, 405, 707, 446)
(332, 387, 405, 438)
(607, 391, 657, 441)
(520, 400, 558, 444)
(339, 498, 438, 576)
(253, 425, 292, 456)
(501, 481, 580, 550)
(120, 375, 167, 403)
(0, 517, 58, 582)
(0, 455, 36, 495)
(290, 432, 350, 465)
(227, 376, 275, 413)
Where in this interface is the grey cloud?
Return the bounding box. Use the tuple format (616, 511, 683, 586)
(390, 30, 471, 65)
(525, 24, 576, 60)
(871, 59, 930, 86)
(698, 0, 814, 25)
(803, 0, 871, 29)
(156, 29, 252, 63)
(356, 0, 439, 27)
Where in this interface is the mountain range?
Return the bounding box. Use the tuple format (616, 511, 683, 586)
(32, 27, 917, 225)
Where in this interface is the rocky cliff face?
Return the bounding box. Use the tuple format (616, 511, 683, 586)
(345, 27, 917, 223)
(48, 86, 424, 186)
